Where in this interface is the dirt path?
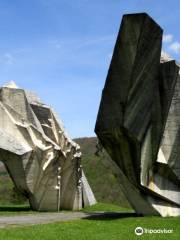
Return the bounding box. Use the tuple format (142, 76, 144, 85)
(0, 212, 135, 228)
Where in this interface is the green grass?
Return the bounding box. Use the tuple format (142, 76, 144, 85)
(0, 203, 131, 216)
(0, 204, 35, 216)
(82, 202, 133, 212)
(0, 216, 179, 240)
(0, 203, 178, 239)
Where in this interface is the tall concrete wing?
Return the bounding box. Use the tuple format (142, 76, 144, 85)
(0, 82, 96, 211)
(95, 13, 180, 217)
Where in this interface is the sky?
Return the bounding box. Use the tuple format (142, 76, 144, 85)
(0, 0, 180, 138)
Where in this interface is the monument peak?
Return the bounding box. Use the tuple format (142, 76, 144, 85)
(3, 81, 19, 89)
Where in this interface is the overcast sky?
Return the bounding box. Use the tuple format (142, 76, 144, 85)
(0, 0, 179, 138)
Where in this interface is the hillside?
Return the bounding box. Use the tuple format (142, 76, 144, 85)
(0, 137, 130, 208)
(75, 137, 130, 207)
(0, 165, 27, 204)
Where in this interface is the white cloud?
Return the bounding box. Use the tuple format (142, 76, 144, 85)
(161, 50, 173, 62)
(0, 53, 14, 65)
(13, 48, 31, 54)
(78, 35, 115, 48)
(163, 34, 173, 43)
(169, 41, 180, 54)
(4, 53, 14, 64)
(108, 53, 112, 60)
(49, 35, 115, 51)
(49, 40, 62, 49)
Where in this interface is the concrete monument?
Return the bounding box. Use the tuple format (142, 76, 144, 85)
(0, 82, 96, 211)
(95, 13, 180, 216)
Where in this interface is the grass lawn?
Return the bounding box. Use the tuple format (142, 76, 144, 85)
(0, 202, 132, 216)
(0, 203, 179, 239)
(0, 215, 179, 240)
(82, 202, 133, 212)
(0, 204, 34, 216)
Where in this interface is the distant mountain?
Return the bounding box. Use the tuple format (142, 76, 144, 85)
(74, 137, 97, 155)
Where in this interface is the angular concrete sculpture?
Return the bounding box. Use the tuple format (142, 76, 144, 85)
(0, 82, 96, 211)
(95, 13, 180, 216)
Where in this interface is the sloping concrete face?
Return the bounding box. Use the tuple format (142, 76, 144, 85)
(0, 82, 96, 211)
(95, 13, 180, 217)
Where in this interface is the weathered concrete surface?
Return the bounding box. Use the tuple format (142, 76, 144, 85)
(95, 13, 180, 217)
(0, 82, 96, 211)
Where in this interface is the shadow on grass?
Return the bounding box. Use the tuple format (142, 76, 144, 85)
(0, 205, 31, 212)
(84, 211, 140, 220)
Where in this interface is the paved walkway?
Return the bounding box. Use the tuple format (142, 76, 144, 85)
(0, 212, 88, 228)
(0, 211, 135, 228)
